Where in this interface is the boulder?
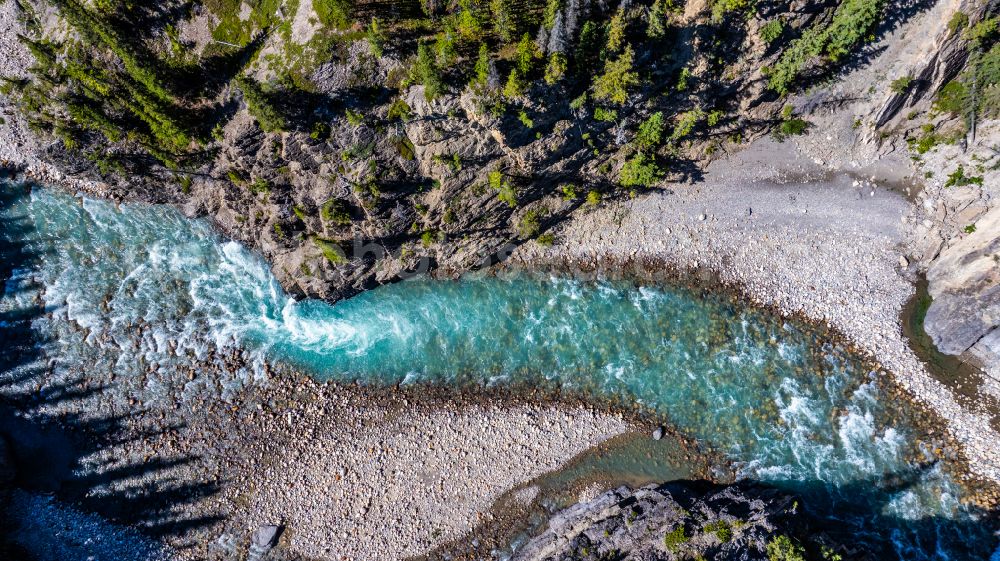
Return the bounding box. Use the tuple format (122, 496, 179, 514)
(511, 481, 807, 561)
(924, 206, 1000, 356)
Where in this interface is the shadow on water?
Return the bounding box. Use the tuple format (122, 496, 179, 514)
(427, 451, 1000, 561)
(0, 175, 222, 560)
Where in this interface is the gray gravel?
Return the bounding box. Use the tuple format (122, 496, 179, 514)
(516, 137, 1000, 484)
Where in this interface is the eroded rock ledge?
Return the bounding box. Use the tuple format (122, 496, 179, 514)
(513, 481, 815, 561)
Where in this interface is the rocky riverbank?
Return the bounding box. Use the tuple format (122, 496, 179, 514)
(0, 349, 638, 561)
(514, 134, 1000, 486)
(512, 482, 810, 561)
(2, 0, 999, 559)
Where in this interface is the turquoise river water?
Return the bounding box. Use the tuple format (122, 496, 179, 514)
(0, 183, 997, 560)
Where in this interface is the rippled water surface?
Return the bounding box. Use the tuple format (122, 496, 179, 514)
(1, 183, 996, 560)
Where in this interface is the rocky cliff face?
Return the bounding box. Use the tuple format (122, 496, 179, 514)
(0, 0, 998, 373)
(512, 481, 825, 561)
(926, 205, 1000, 361)
(0, 0, 891, 301)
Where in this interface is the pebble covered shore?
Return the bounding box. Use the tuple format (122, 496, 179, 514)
(516, 138, 1000, 486)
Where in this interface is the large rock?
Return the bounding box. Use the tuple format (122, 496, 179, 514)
(512, 481, 806, 561)
(925, 206, 1000, 356)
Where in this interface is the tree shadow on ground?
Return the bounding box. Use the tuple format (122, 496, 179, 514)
(0, 173, 222, 560)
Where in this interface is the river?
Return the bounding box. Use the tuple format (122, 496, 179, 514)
(0, 181, 995, 560)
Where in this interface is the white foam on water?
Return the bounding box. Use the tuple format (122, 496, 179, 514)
(3, 185, 991, 560)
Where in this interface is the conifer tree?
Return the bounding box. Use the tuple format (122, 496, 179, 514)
(592, 44, 639, 104)
(490, 0, 517, 43)
(647, 0, 667, 38)
(415, 41, 444, 100)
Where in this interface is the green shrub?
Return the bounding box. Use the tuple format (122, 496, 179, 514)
(314, 0, 352, 28)
(948, 11, 969, 35)
(965, 223, 977, 233)
(236, 76, 287, 132)
(636, 112, 665, 149)
(393, 136, 416, 160)
(777, 117, 808, 138)
(345, 109, 364, 127)
(517, 208, 545, 238)
(935, 81, 969, 115)
(249, 178, 270, 194)
(908, 124, 963, 154)
(488, 170, 517, 206)
(766, 535, 806, 561)
(965, 17, 998, 46)
(536, 232, 555, 246)
(664, 526, 688, 552)
(704, 520, 732, 543)
(620, 153, 663, 187)
(586, 190, 602, 206)
(594, 107, 619, 122)
(760, 19, 784, 44)
(488, 170, 504, 190)
(311, 121, 330, 140)
(519, 110, 534, 129)
(890, 75, 913, 94)
(313, 236, 347, 264)
(593, 45, 640, 105)
(497, 183, 518, 207)
(320, 198, 352, 225)
(711, 0, 753, 21)
(560, 184, 579, 200)
(944, 165, 983, 187)
(387, 98, 412, 121)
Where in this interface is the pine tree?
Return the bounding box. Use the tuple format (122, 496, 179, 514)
(415, 41, 444, 100)
(471, 43, 492, 89)
(544, 52, 568, 84)
(577, 20, 602, 67)
(235, 76, 287, 133)
(547, 11, 567, 54)
(592, 45, 639, 105)
(366, 18, 386, 57)
(491, 0, 517, 43)
(544, 0, 563, 29)
(606, 6, 627, 54)
(647, 0, 667, 38)
(515, 32, 541, 75)
(456, 0, 484, 39)
(636, 111, 665, 149)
